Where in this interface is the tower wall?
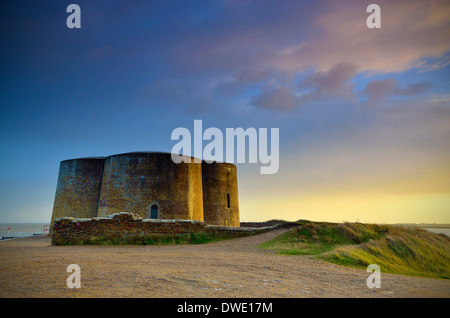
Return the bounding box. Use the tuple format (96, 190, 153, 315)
(202, 162, 240, 227)
(50, 157, 105, 231)
(97, 152, 204, 221)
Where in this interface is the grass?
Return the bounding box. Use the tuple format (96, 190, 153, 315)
(60, 230, 257, 246)
(258, 220, 450, 279)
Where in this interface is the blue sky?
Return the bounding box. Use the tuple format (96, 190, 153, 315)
(0, 0, 449, 223)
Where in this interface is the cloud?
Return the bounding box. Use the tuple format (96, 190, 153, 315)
(251, 85, 299, 110)
(301, 63, 359, 92)
(71, 0, 447, 114)
(363, 78, 398, 100)
(274, 0, 450, 73)
(251, 63, 359, 111)
(51, 0, 447, 115)
(363, 78, 432, 102)
(147, 0, 450, 77)
(143, 0, 448, 112)
(417, 55, 450, 72)
(299, 63, 359, 102)
(234, 69, 272, 85)
(397, 82, 433, 97)
(250, 63, 434, 111)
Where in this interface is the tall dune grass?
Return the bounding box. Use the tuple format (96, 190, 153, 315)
(259, 221, 450, 279)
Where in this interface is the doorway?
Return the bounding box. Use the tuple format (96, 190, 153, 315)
(150, 205, 158, 219)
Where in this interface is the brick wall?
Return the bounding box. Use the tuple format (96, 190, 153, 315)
(96, 153, 204, 221)
(51, 212, 273, 245)
(50, 158, 105, 232)
(202, 162, 240, 227)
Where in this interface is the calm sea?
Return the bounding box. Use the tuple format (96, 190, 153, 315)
(0, 223, 49, 239)
(421, 227, 450, 237)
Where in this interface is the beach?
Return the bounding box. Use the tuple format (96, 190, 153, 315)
(0, 229, 449, 298)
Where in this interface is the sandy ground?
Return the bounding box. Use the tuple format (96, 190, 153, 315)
(0, 229, 449, 298)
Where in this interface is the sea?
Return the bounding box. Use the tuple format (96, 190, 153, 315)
(420, 227, 450, 237)
(0, 223, 50, 240)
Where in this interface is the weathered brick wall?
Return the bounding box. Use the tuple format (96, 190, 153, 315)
(97, 152, 204, 221)
(51, 212, 260, 245)
(50, 158, 105, 232)
(202, 162, 240, 227)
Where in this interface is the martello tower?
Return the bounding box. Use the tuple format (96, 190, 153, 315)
(50, 152, 239, 230)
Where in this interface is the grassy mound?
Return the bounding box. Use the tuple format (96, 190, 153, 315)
(258, 221, 450, 279)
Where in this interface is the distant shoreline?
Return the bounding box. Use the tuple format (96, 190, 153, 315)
(393, 223, 450, 229)
(0, 234, 48, 242)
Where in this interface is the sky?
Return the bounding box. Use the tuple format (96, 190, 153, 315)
(0, 0, 449, 224)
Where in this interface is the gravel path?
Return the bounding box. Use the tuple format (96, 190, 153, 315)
(0, 229, 449, 298)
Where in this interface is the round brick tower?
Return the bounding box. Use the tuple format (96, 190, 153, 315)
(97, 152, 204, 221)
(50, 157, 105, 231)
(202, 161, 240, 227)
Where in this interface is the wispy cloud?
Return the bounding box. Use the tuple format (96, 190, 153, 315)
(252, 85, 300, 110)
(134, 0, 449, 113)
(363, 78, 432, 105)
(251, 63, 360, 111)
(274, 0, 450, 73)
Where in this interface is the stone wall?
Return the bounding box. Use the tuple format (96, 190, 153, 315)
(50, 158, 105, 232)
(51, 212, 271, 245)
(202, 161, 240, 227)
(97, 152, 204, 221)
